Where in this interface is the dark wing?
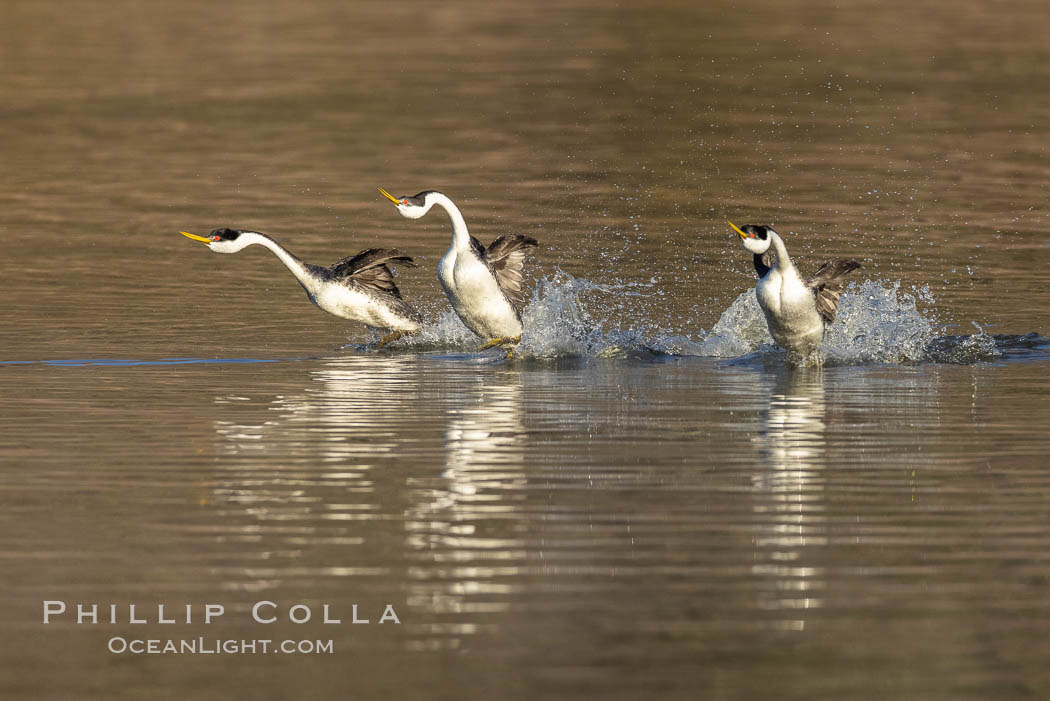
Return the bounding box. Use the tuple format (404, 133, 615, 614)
(482, 234, 539, 310)
(329, 248, 417, 299)
(806, 259, 862, 324)
(753, 251, 776, 278)
(468, 235, 487, 261)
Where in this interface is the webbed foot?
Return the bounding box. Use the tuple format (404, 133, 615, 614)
(375, 330, 414, 350)
(477, 335, 521, 351)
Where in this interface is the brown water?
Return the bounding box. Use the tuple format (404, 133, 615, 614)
(3, 1, 1050, 699)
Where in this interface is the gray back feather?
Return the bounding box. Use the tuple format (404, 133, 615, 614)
(806, 259, 862, 324)
(481, 234, 539, 310)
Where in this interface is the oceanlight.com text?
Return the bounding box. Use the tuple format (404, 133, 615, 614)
(107, 637, 334, 655)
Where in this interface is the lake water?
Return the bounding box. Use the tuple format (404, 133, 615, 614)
(3, 1, 1050, 699)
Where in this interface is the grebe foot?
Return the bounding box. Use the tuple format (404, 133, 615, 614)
(477, 335, 521, 351)
(375, 330, 414, 350)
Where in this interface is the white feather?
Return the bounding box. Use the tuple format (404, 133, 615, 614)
(398, 192, 523, 341)
(204, 231, 419, 332)
(439, 246, 521, 339)
(743, 228, 825, 355)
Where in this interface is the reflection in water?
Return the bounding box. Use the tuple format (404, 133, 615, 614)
(207, 355, 424, 591)
(404, 370, 527, 650)
(751, 368, 827, 631)
(745, 366, 949, 632)
(178, 350, 1035, 700)
(5, 0, 1050, 692)
(206, 355, 529, 647)
(214, 355, 422, 461)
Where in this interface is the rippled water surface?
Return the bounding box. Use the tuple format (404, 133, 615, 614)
(3, 0, 1050, 699)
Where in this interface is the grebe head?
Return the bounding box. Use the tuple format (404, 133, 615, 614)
(180, 228, 255, 253)
(379, 188, 440, 220)
(729, 221, 775, 255)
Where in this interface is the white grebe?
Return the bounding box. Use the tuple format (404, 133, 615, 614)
(378, 188, 538, 350)
(729, 221, 860, 358)
(180, 228, 421, 346)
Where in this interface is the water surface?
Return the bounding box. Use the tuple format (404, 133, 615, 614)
(2, 0, 1050, 699)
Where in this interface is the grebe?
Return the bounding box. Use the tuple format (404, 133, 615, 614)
(378, 188, 537, 350)
(730, 221, 860, 359)
(180, 228, 420, 347)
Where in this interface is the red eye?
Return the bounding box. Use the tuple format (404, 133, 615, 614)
(212, 236, 220, 241)
(401, 199, 408, 204)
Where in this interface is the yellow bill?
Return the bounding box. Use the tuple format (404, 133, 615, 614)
(728, 220, 748, 240)
(180, 231, 212, 243)
(378, 187, 401, 204)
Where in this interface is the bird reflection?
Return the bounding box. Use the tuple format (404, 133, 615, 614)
(751, 366, 827, 630)
(403, 370, 526, 649)
(204, 356, 529, 644)
(203, 355, 425, 589)
(445, 374, 526, 479)
(213, 355, 422, 463)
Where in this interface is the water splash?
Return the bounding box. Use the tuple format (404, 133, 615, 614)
(363, 271, 1029, 365)
(823, 280, 940, 364)
(695, 279, 1001, 364)
(689, 289, 771, 358)
(408, 310, 481, 351)
(923, 322, 1001, 364)
(516, 271, 655, 358)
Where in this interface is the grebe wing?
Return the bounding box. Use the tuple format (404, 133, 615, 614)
(330, 248, 417, 299)
(806, 259, 862, 324)
(482, 234, 539, 309)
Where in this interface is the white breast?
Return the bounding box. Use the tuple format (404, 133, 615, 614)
(438, 249, 521, 340)
(756, 269, 824, 354)
(312, 285, 418, 331)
